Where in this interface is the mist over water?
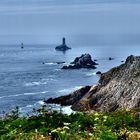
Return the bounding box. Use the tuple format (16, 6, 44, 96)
(0, 0, 140, 45)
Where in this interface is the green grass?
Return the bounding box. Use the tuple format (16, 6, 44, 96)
(0, 106, 140, 140)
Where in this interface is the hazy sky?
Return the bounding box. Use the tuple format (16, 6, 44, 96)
(0, 0, 140, 45)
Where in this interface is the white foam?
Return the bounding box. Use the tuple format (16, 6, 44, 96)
(0, 93, 23, 99)
(55, 69, 61, 71)
(25, 81, 48, 86)
(45, 104, 75, 115)
(58, 86, 83, 93)
(86, 72, 96, 76)
(37, 100, 45, 105)
(0, 91, 48, 99)
(62, 106, 75, 115)
(45, 62, 57, 65)
(24, 91, 47, 95)
(26, 105, 33, 108)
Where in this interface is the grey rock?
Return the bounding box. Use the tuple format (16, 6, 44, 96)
(46, 55, 140, 112)
(96, 71, 102, 74)
(109, 57, 114, 60)
(62, 53, 98, 69)
(45, 86, 91, 106)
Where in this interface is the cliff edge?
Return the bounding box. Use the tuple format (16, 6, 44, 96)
(45, 55, 140, 112)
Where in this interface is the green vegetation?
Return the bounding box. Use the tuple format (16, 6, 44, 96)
(0, 106, 140, 140)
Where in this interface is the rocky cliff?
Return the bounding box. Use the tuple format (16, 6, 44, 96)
(45, 55, 140, 112)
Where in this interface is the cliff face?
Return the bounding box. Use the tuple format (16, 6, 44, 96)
(46, 55, 140, 112)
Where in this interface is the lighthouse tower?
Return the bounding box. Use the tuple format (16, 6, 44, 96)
(55, 37, 71, 51)
(62, 37, 66, 45)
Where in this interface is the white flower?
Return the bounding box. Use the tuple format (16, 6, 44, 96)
(94, 117, 99, 121)
(103, 116, 108, 122)
(89, 133, 93, 136)
(51, 129, 57, 133)
(103, 116, 108, 119)
(93, 127, 96, 129)
(63, 126, 70, 130)
(64, 122, 70, 126)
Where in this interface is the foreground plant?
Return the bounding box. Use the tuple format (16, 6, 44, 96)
(0, 107, 140, 140)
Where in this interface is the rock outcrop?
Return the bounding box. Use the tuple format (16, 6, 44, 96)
(55, 38, 71, 51)
(62, 54, 98, 69)
(96, 71, 102, 75)
(45, 55, 140, 112)
(45, 86, 91, 105)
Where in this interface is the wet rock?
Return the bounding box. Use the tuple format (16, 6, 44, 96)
(46, 55, 140, 113)
(109, 57, 114, 60)
(56, 62, 65, 64)
(62, 54, 98, 69)
(45, 86, 91, 106)
(96, 71, 102, 74)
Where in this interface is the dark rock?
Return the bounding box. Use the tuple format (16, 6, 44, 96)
(56, 62, 65, 64)
(55, 38, 71, 51)
(46, 55, 140, 113)
(96, 71, 102, 74)
(21, 43, 24, 49)
(109, 57, 114, 60)
(62, 54, 98, 69)
(45, 86, 91, 106)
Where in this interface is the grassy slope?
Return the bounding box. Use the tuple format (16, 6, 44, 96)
(0, 106, 140, 140)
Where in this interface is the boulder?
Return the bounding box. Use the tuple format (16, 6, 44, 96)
(96, 71, 102, 74)
(62, 54, 98, 69)
(109, 57, 114, 60)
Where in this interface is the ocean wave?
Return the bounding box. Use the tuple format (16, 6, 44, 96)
(55, 69, 61, 71)
(86, 72, 96, 76)
(62, 106, 75, 115)
(44, 62, 57, 65)
(58, 86, 83, 93)
(25, 81, 48, 86)
(24, 91, 47, 95)
(19, 102, 74, 117)
(44, 104, 75, 115)
(0, 93, 23, 99)
(25, 78, 57, 87)
(36, 100, 45, 105)
(0, 91, 48, 99)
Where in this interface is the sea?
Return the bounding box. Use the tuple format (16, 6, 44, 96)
(0, 44, 140, 116)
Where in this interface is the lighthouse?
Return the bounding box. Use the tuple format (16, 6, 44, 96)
(62, 37, 66, 45)
(55, 37, 71, 51)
